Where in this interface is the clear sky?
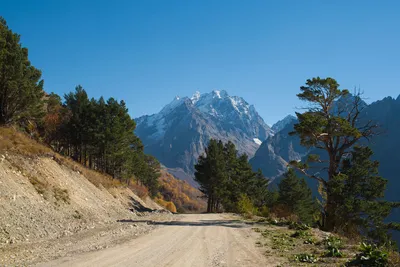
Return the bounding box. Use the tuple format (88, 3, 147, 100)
(2, 0, 400, 125)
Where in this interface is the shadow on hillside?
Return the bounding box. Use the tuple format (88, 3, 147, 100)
(128, 196, 154, 213)
(117, 219, 254, 228)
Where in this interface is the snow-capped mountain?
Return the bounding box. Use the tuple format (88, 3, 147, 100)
(135, 90, 272, 179)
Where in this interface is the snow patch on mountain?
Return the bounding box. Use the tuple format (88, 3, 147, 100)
(191, 91, 201, 104)
(253, 138, 262, 145)
(213, 90, 222, 99)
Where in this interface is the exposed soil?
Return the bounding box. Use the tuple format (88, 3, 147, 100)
(0, 153, 168, 266)
(37, 214, 277, 267)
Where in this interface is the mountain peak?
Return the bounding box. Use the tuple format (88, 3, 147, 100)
(135, 90, 272, 176)
(212, 90, 228, 99)
(160, 96, 187, 115)
(271, 114, 297, 133)
(191, 91, 201, 104)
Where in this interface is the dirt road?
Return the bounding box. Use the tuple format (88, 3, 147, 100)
(37, 214, 273, 267)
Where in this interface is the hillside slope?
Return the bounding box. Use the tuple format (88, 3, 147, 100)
(0, 127, 167, 265)
(158, 170, 206, 213)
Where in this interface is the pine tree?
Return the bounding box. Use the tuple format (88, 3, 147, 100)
(194, 139, 226, 212)
(330, 146, 400, 244)
(290, 77, 378, 231)
(0, 17, 44, 126)
(278, 169, 317, 224)
(195, 139, 270, 213)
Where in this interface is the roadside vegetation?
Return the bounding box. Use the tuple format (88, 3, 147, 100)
(250, 217, 400, 266)
(195, 76, 400, 265)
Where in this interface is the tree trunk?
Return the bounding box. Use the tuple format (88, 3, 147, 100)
(207, 197, 212, 213)
(323, 153, 338, 231)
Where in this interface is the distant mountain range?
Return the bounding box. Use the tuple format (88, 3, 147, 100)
(135, 90, 273, 183)
(251, 95, 400, 186)
(136, 91, 399, 242)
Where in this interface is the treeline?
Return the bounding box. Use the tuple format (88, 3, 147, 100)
(195, 139, 317, 224)
(0, 17, 160, 195)
(195, 139, 269, 213)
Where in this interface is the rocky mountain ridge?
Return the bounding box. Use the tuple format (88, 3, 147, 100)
(135, 90, 272, 176)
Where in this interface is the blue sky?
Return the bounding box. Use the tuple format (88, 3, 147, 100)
(2, 0, 400, 125)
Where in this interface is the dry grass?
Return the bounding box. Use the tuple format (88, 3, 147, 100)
(53, 154, 123, 189)
(389, 250, 400, 266)
(129, 182, 149, 199)
(29, 175, 50, 197)
(0, 127, 52, 156)
(27, 174, 70, 205)
(0, 126, 122, 190)
(53, 187, 70, 204)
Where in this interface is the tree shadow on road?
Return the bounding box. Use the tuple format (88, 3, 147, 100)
(117, 219, 255, 228)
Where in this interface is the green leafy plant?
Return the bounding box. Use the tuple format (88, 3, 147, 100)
(288, 221, 311, 231)
(270, 233, 295, 251)
(323, 235, 343, 248)
(294, 253, 318, 263)
(304, 237, 315, 244)
(346, 243, 388, 266)
(325, 245, 343, 258)
(323, 235, 344, 257)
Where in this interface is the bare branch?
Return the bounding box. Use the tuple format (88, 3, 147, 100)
(291, 165, 328, 187)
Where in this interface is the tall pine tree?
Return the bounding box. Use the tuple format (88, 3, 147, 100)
(290, 77, 378, 231)
(330, 146, 400, 244)
(278, 169, 317, 224)
(0, 17, 44, 126)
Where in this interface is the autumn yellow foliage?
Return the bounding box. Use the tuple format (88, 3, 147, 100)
(158, 170, 206, 213)
(155, 197, 177, 213)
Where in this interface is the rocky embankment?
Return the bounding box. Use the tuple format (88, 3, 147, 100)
(0, 152, 170, 265)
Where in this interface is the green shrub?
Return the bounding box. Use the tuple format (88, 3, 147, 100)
(325, 245, 343, 257)
(323, 235, 344, 257)
(323, 235, 343, 248)
(288, 221, 311, 231)
(237, 194, 257, 216)
(346, 243, 388, 266)
(258, 206, 270, 217)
